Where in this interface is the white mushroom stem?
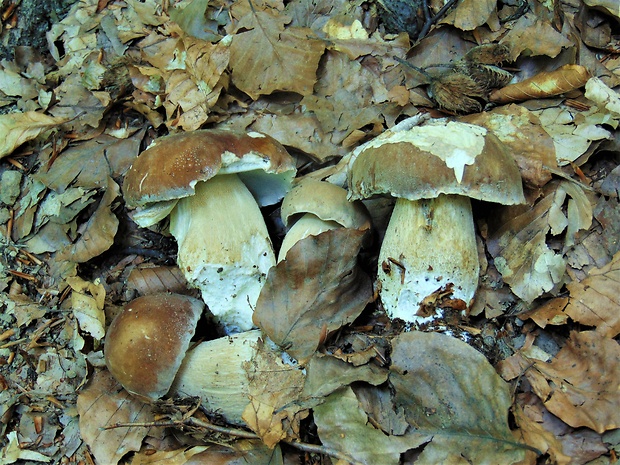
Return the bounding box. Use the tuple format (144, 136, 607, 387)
(170, 330, 261, 425)
(377, 194, 479, 323)
(278, 213, 341, 262)
(169, 174, 275, 333)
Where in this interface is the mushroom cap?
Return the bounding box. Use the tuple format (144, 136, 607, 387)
(104, 293, 204, 402)
(281, 178, 371, 230)
(348, 120, 525, 205)
(123, 129, 296, 212)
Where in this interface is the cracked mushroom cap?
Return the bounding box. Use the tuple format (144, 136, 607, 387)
(104, 293, 204, 402)
(348, 120, 525, 205)
(123, 129, 297, 227)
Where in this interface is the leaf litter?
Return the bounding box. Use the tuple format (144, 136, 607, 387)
(0, 0, 619, 464)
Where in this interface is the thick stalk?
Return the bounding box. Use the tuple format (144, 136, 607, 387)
(170, 174, 275, 333)
(378, 194, 479, 323)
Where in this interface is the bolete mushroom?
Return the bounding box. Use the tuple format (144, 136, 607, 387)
(278, 178, 371, 261)
(104, 293, 204, 402)
(348, 120, 525, 323)
(123, 130, 297, 333)
(104, 294, 300, 425)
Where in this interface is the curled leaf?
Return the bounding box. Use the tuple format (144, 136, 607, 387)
(126, 265, 189, 295)
(253, 228, 372, 363)
(0, 111, 69, 160)
(490, 64, 590, 103)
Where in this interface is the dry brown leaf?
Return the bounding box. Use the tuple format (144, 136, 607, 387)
(130, 446, 208, 465)
(441, 0, 497, 31)
(488, 180, 592, 303)
(505, 331, 620, 434)
(0, 112, 69, 160)
(126, 265, 189, 295)
(519, 297, 570, 328)
(500, 12, 575, 61)
(389, 331, 529, 464)
(564, 251, 620, 337)
(490, 65, 590, 103)
(77, 370, 156, 465)
(242, 339, 307, 448)
(229, 10, 325, 99)
(513, 392, 608, 465)
(253, 228, 372, 363)
(184, 441, 283, 465)
(460, 104, 556, 187)
(56, 177, 120, 263)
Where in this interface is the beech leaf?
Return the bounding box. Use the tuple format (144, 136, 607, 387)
(490, 65, 590, 104)
(488, 181, 592, 302)
(0, 111, 69, 160)
(229, 10, 325, 99)
(77, 370, 156, 465)
(389, 331, 529, 464)
(253, 228, 372, 363)
(314, 387, 429, 465)
(56, 177, 120, 264)
(518, 331, 620, 433)
(565, 251, 620, 337)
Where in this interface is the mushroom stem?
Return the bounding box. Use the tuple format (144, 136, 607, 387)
(169, 174, 275, 333)
(377, 194, 479, 323)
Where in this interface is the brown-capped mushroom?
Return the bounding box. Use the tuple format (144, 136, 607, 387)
(123, 130, 297, 333)
(348, 119, 525, 323)
(278, 178, 371, 261)
(104, 293, 204, 402)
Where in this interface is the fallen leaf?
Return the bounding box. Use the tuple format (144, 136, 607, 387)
(531, 103, 613, 166)
(77, 370, 156, 465)
(520, 331, 620, 433)
(314, 387, 429, 465)
(441, 0, 497, 31)
(389, 331, 529, 464)
(513, 392, 608, 465)
(500, 12, 575, 61)
(242, 338, 307, 448)
(584, 76, 620, 118)
(490, 65, 590, 103)
(66, 276, 106, 340)
(0, 431, 52, 464)
(488, 180, 592, 302)
(461, 104, 556, 187)
(253, 228, 372, 363)
(56, 177, 120, 263)
(564, 251, 620, 337)
(0, 112, 69, 160)
(126, 265, 189, 295)
(229, 10, 325, 99)
(184, 441, 282, 465)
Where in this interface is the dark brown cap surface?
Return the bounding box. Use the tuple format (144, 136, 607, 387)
(123, 129, 296, 209)
(104, 293, 204, 401)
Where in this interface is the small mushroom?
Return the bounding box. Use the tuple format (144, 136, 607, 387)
(278, 178, 371, 261)
(348, 120, 525, 323)
(104, 293, 204, 402)
(104, 295, 299, 425)
(123, 130, 297, 333)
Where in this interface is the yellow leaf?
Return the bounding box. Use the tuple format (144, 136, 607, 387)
(0, 112, 68, 160)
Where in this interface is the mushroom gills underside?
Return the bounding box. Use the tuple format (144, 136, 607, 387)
(378, 194, 480, 323)
(169, 174, 275, 333)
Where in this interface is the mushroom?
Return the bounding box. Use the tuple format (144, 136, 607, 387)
(278, 178, 372, 261)
(123, 130, 297, 333)
(104, 293, 204, 402)
(104, 294, 300, 425)
(348, 120, 525, 323)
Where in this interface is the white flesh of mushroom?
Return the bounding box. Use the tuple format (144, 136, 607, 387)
(277, 213, 341, 262)
(169, 174, 275, 333)
(378, 194, 479, 324)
